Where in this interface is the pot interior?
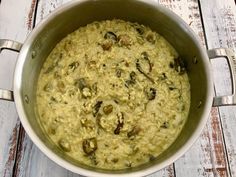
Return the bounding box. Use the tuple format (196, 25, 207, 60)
(16, 0, 212, 174)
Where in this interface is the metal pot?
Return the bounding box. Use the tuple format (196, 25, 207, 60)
(0, 0, 236, 176)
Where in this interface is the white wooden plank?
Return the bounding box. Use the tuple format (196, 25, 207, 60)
(200, 0, 236, 176)
(13, 0, 232, 177)
(0, 0, 39, 176)
(14, 130, 84, 177)
(0, 102, 19, 177)
(34, 0, 72, 24)
(157, 0, 230, 176)
(158, 0, 205, 45)
(174, 108, 228, 177)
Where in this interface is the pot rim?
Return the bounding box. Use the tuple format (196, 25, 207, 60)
(13, 0, 214, 176)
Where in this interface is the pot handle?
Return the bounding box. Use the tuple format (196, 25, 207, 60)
(208, 48, 236, 106)
(0, 39, 22, 101)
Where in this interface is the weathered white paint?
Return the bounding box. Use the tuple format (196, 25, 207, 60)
(0, 0, 236, 176)
(157, 0, 229, 177)
(200, 0, 236, 176)
(0, 0, 38, 176)
(158, 0, 205, 45)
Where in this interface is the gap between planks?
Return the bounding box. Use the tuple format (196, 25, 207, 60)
(10, 0, 234, 177)
(11, 0, 40, 176)
(159, 0, 230, 176)
(197, 1, 230, 176)
(199, 0, 236, 176)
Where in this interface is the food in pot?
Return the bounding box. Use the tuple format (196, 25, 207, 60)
(36, 19, 190, 170)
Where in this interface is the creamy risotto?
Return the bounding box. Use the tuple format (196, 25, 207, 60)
(36, 19, 190, 170)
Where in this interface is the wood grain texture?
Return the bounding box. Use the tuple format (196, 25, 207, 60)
(200, 0, 236, 176)
(158, 0, 205, 45)
(1, 0, 235, 177)
(0, 0, 39, 176)
(15, 130, 84, 177)
(158, 0, 229, 176)
(174, 109, 228, 176)
(0, 107, 20, 177)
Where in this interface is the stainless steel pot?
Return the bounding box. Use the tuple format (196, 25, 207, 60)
(1, 0, 236, 176)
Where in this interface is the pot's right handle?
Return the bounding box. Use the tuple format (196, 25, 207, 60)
(0, 39, 22, 101)
(208, 48, 236, 106)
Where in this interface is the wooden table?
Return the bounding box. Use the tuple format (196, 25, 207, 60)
(0, 0, 236, 176)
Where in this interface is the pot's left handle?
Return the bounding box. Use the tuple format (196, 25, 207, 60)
(0, 39, 23, 101)
(208, 48, 236, 106)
